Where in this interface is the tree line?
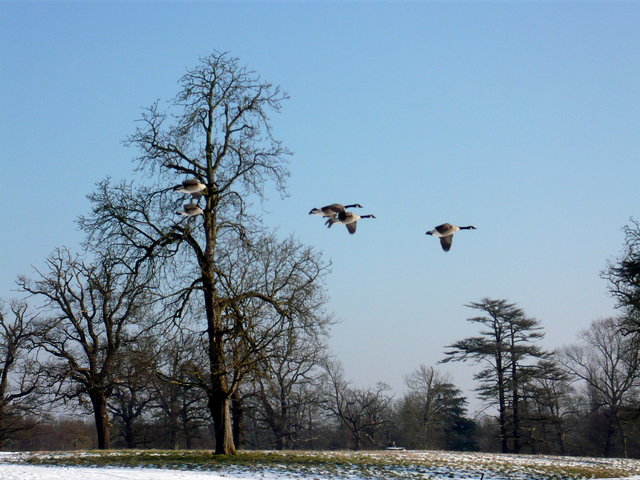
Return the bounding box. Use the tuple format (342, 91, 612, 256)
(2, 297, 639, 458)
(1, 52, 639, 457)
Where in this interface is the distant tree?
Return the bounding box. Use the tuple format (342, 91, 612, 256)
(602, 219, 640, 336)
(400, 365, 475, 450)
(559, 317, 640, 457)
(245, 328, 328, 449)
(108, 339, 158, 448)
(12, 416, 95, 451)
(521, 357, 575, 455)
(442, 298, 546, 453)
(400, 365, 466, 449)
(153, 332, 210, 449)
(0, 300, 40, 445)
(322, 360, 393, 450)
(18, 247, 157, 449)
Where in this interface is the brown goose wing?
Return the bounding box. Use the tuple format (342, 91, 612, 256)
(436, 223, 454, 235)
(346, 222, 357, 234)
(326, 203, 345, 213)
(439, 235, 453, 251)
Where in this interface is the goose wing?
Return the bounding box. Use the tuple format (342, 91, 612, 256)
(326, 203, 345, 214)
(346, 222, 357, 234)
(439, 235, 453, 252)
(435, 223, 453, 235)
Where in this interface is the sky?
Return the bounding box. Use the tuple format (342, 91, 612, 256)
(1, 1, 639, 413)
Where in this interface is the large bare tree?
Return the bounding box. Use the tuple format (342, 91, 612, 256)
(78, 52, 327, 454)
(18, 248, 157, 449)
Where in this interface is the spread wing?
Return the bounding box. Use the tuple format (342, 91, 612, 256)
(440, 235, 453, 251)
(346, 222, 357, 235)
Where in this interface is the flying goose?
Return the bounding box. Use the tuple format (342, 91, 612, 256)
(426, 223, 476, 252)
(326, 211, 376, 234)
(176, 203, 204, 217)
(309, 203, 363, 218)
(173, 179, 207, 201)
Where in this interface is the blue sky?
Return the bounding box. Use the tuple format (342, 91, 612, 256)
(1, 1, 639, 410)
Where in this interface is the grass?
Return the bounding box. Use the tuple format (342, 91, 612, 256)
(6, 449, 640, 480)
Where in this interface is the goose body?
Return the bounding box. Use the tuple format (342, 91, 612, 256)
(425, 223, 476, 251)
(309, 203, 363, 218)
(176, 203, 204, 217)
(174, 179, 207, 200)
(326, 211, 376, 234)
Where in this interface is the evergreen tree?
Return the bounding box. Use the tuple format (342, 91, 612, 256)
(442, 298, 546, 453)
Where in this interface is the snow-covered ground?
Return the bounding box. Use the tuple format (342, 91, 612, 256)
(0, 464, 244, 480)
(0, 463, 638, 480)
(1, 450, 640, 480)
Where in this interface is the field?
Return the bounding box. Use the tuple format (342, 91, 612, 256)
(2, 450, 640, 480)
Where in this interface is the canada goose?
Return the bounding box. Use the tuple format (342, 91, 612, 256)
(309, 203, 363, 218)
(326, 211, 376, 234)
(176, 203, 204, 217)
(173, 179, 207, 201)
(425, 223, 476, 252)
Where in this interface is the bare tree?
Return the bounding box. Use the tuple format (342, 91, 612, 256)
(246, 326, 328, 449)
(559, 317, 640, 457)
(78, 51, 315, 455)
(0, 300, 40, 445)
(322, 360, 393, 450)
(18, 247, 157, 449)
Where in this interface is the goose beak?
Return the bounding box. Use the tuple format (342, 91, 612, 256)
(425, 231, 432, 236)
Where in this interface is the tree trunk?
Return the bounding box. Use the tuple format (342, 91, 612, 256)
(0, 401, 5, 445)
(231, 391, 244, 450)
(209, 393, 236, 454)
(353, 429, 362, 450)
(181, 394, 193, 449)
(614, 411, 628, 458)
(123, 416, 136, 448)
(511, 362, 521, 453)
(555, 422, 566, 456)
(553, 405, 566, 456)
(90, 392, 111, 449)
(496, 360, 509, 453)
(203, 230, 236, 455)
(603, 410, 615, 457)
(168, 407, 180, 449)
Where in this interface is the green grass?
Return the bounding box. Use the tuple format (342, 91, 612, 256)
(8, 449, 640, 480)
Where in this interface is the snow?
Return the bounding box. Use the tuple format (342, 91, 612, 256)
(1, 451, 640, 480)
(0, 464, 235, 480)
(1, 463, 639, 480)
